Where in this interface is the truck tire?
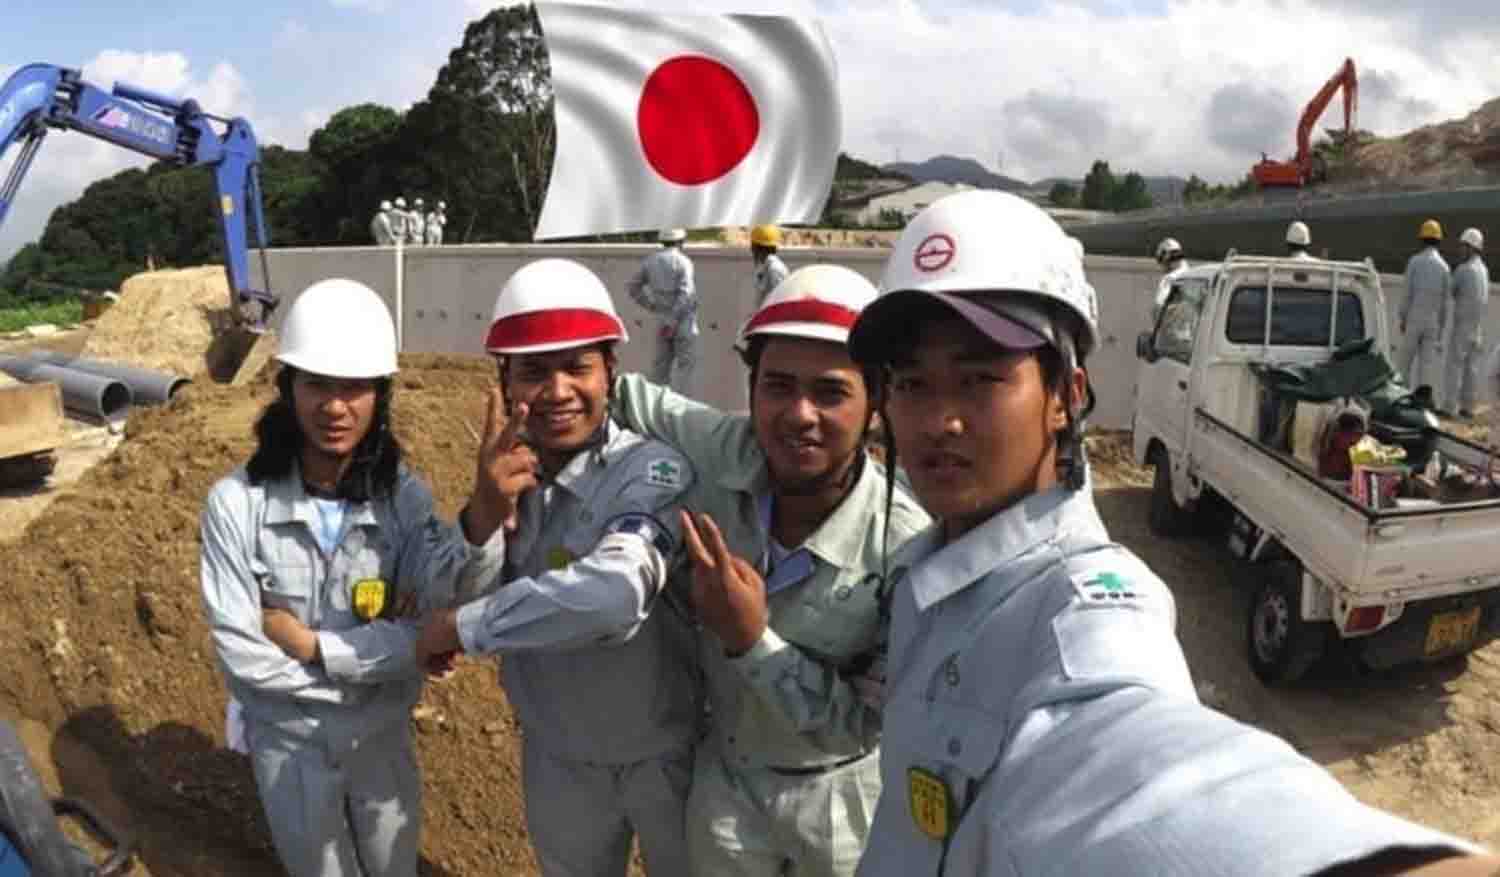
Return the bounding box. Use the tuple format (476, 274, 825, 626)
(0, 719, 79, 876)
(1148, 448, 1193, 538)
(1247, 562, 1329, 685)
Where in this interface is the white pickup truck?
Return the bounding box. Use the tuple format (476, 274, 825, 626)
(1132, 252, 1500, 684)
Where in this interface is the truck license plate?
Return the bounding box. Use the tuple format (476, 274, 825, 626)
(1424, 607, 1481, 657)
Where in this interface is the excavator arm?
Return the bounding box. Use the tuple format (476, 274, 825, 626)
(0, 63, 277, 330)
(1251, 57, 1358, 190)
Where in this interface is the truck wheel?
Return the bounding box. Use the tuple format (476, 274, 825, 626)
(1247, 563, 1328, 685)
(1148, 448, 1193, 538)
(0, 719, 78, 876)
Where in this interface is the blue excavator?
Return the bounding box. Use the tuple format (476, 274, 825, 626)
(0, 62, 278, 331)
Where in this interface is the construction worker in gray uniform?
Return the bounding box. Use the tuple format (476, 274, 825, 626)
(370, 200, 395, 245)
(1447, 227, 1490, 420)
(626, 228, 698, 397)
(389, 197, 409, 246)
(414, 257, 701, 877)
(848, 190, 1496, 876)
(612, 264, 931, 877)
(409, 198, 426, 246)
(425, 201, 445, 246)
(199, 278, 506, 877)
(1151, 237, 1187, 324)
(1400, 218, 1454, 410)
(750, 224, 790, 306)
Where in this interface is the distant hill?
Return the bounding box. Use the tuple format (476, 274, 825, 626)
(884, 155, 1031, 191)
(1036, 175, 1191, 206)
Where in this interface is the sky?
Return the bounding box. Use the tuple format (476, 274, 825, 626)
(3, 0, 1498, 262)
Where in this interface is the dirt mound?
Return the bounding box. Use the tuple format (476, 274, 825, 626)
(1344, 97, 1500, 187)
(0, 353, 545, 876)
(716, 226, 896, 249)
(81, 266, 265, 383)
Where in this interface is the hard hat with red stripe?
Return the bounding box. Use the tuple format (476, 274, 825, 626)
(738, 264, 878, 347)
(486, 258, 628, 355)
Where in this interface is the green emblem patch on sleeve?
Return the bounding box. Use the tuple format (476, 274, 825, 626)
(1075, 571, 1140, 603)
(646, 458, 683, 488)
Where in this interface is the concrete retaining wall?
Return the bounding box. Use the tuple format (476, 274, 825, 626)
(251, 244, 1500, 430)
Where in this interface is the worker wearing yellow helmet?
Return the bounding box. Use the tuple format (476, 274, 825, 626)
(750, 223, 790, 306)
(1399, 218, 1453, 412)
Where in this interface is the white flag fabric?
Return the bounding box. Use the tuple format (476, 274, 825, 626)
(534, 2, 841, 240)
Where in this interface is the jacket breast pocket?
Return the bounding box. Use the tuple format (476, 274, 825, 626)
(259, 565, 314, 624)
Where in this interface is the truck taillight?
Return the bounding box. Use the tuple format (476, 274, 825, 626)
(1345, 605, 1386, 634)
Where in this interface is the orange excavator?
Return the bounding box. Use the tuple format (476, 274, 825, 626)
(1251, 57, 1358, 189)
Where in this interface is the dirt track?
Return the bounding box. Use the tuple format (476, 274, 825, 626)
(0, 365, 1498, 874)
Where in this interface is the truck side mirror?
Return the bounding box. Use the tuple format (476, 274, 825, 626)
(1136, 331, 1157, 362)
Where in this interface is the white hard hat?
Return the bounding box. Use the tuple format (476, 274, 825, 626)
(659, 228, 687, 243)
(277, 279, 398, 378)
(380, 200, 392, 211)
(850, 190, 1099, 364)
(1461, 227, 1484, 250)
(1286, 221, 1311, 247)
(438, 201, 447, 209)
(415, 197, 425, 206)
(739, 265, 878, 347)
(1067, 236, 1085, 263)
(486, 259, 628, 355)
(395, 196, 407, 208)
(1155, 237, 1183, 262)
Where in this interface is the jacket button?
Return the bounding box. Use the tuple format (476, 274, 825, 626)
(834, 585, 853, 601)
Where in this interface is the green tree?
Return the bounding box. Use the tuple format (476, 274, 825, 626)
(1081, 161, 1116, 211)
(1111, 172, 1152, 211)
(1182, 174, 1209, 204)
(306, 104, 404, 241)
(1048, 181, 1079, 207)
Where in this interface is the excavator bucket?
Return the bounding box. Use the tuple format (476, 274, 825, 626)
(206, 325, 277, 386)
(0, 379, 65, 485)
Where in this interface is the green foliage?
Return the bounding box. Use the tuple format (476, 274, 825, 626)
(1048, 181, 1079, 207)
(1182, 171, 1257, 206)
(1080, 160, 1155, 212)
(0, 298, 83, 332)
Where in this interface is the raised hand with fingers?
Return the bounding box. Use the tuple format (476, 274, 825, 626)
(681, 510, 768, 656)
(464, 386, 539, 544)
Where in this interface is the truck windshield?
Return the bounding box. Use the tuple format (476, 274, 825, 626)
(1226, 286, 1364, 346)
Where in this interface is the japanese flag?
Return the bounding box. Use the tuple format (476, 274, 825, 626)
(533, 2, 841, 241)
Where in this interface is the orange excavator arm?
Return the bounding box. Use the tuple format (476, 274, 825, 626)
(1293, 57, 1358, 173)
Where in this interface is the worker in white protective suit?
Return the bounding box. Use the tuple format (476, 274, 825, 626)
(414, 258, 702, 877)
(1152, 237, 1188, 324)
(846, 189, 1498, 877)
(750, 224, 790, 306)
(200, 279, 505, 877)
(409, 198, 426, 246)
(611, 264, 931, 876)
(1400, 219, 1453, 411)
(370, 200, 395, 246)
(1447, 227, 1491, 420)
(626, 228, 699, 397)
(1286, 221, 1317, 260)
(389, 197, 410, 246)
(425, 201, 445, 246)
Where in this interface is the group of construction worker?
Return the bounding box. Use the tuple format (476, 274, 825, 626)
(201, 190, 1498, 877)
(1155, 219, 1495, 419)
(622, 223, 792, 401)
(370, 196, 447, 246)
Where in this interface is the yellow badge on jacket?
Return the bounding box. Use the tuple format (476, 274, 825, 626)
(907, 766, 953, 841)
(351, 578, 388, 622)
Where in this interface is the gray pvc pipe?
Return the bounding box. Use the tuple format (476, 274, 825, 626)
(28, 352, 189, 404)
(0, 356, 132, 420)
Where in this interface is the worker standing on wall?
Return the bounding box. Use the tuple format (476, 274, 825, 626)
(389, 197, 410, 246)
(1447, 227, 1491, 420)
(626, 228, 699, 398)
(1400, 219, 1453, 412)
(750, 224, 790, 306)
(1152, 237, 1188, 324)
(1286, 221, 1317, 259)
(370, 200, 395, 246)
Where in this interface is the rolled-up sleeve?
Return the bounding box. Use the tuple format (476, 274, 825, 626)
(199, 480, 344, 702)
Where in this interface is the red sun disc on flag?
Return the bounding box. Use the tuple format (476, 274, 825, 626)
(637, 56, 760, 186)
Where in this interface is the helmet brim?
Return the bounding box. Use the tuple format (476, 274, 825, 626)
(849, 289, 1048, 366)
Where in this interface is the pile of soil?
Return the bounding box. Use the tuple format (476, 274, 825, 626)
(1344, 97, 1500, 187)
(0, 353, 541, 876)
(81, 267, 249, 382)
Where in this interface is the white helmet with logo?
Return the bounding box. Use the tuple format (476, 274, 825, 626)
(739, 265, 877, 347)
(1286, 221, 1311, 247)
(1461, 227, 1484, 250)
(1155, 237, 1183, 264)
(850, 190, 1099, 365)
(277, 279, 398, 378)
(486, 259, 628, 355)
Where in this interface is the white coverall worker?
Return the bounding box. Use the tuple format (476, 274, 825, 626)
(424, 210, 443, 246)
(389, 198, 409, 246)
(1400, 234, 1453, 403)
(611, 264, 932, 877)
(459, 258, 702, 877)
(370, 201, 395, 246)
(201, 280, 504, 877)
(626, 231, 698, 397)
(408, 199, 426, 246)
(846, 190, 1486, 876)
(1447, 230, 1490, 417)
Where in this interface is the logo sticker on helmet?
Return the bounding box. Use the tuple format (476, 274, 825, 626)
(913, 233, 956, 272)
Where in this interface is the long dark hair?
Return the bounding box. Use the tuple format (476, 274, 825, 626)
(246, 366, 403, 502)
